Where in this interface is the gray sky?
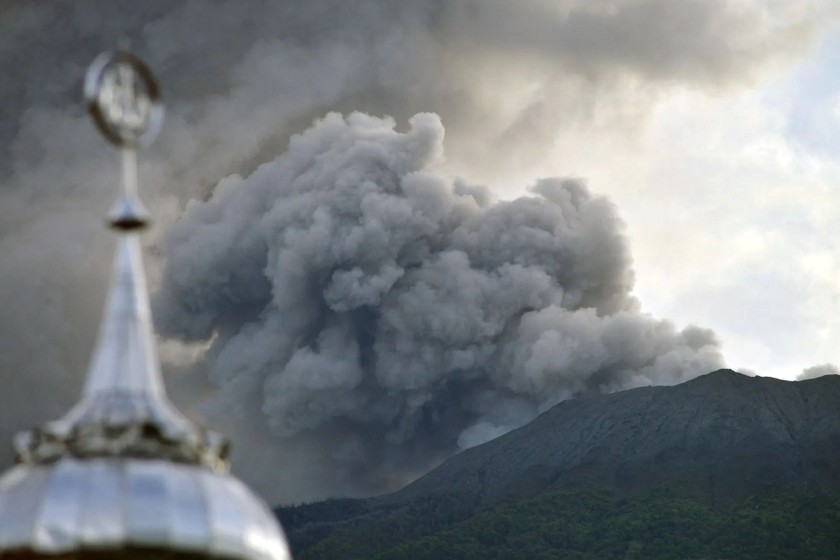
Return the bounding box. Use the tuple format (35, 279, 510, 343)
(1, 1, 839, 503)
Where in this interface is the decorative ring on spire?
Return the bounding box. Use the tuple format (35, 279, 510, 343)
(84, 50, 164, 148)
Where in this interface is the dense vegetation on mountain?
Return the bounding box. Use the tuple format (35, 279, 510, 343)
(277, 370, 840, 559)
(294, 486, 840, 559)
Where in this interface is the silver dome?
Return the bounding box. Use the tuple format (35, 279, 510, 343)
(0, 49, 292, 560)
(0, 459, 288, 560)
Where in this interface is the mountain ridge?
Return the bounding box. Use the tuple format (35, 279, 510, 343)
(277, 369, 840, 557)
(386, 369, 840, 506)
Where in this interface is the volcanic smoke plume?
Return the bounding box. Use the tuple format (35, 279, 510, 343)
(154, 112, 723, 498)
(0, 0, 833, 505)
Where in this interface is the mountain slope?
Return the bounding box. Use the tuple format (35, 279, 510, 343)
(393, 369, 840, 505)
(277, 370, 840, 557)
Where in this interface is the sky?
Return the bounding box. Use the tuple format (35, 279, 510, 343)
(597, 42, 837, 379)
(1, 1, 839, 503)
(581, 29, 840, 381)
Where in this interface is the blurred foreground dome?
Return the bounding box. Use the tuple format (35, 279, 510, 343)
(0, 49, 291, 560)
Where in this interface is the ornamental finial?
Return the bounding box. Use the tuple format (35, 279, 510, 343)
(84, 48, 163, 229)
(0, 46, 291, 560)
(7, 49, 230, 470)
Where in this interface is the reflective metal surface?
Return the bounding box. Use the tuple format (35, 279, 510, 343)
(84, 49, 163, 149)
(13, 234, 228, 471)
(0, 459, 290, 560)
(0, 49, 292, 560)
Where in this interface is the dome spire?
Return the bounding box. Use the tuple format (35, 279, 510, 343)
(13, 48, 222, 468)
(83, 46, 162, 405)
(0, 48, 291, 560)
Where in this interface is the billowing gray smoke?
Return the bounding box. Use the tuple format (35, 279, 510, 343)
(0, 0, 833, 503)
(154, 111, 723, 497)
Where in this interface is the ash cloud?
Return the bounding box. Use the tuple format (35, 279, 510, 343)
(0, 0, 833, 503)
(154, 112, 723, 498)
(798, 363, 840, 381)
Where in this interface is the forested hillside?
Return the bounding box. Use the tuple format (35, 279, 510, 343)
(296, 486, 840, 559)
(277, 370, 840, 558)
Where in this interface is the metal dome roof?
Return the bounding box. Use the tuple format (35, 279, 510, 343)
(0, 49, 291, 560)
(0, 458, 288, 560)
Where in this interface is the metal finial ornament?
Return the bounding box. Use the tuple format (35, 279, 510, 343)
(84, 49, 163, 148)
(84, 49, 163, 230)
(0, 49, 292, 560)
